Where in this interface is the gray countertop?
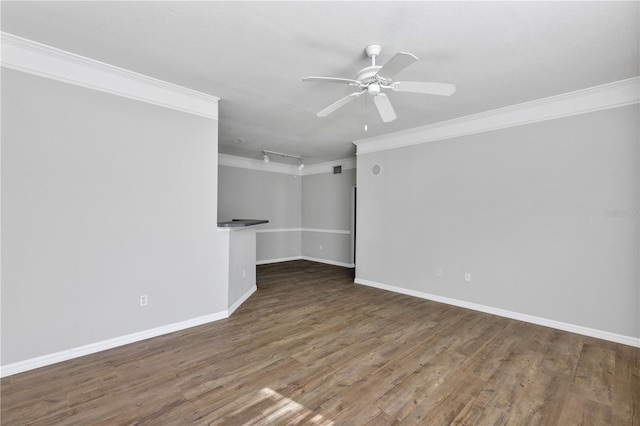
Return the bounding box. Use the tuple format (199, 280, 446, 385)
(217, 219, 269, 228)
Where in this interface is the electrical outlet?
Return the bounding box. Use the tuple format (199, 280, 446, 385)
(139, 294, 148, 306)
(436, 268, 443, 277)
(465, 273, 471, 282)
(242, 269, 247, 279)
(319, 245, 323, 250)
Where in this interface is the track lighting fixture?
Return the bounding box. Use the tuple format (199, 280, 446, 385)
(262, 150, 304, 171)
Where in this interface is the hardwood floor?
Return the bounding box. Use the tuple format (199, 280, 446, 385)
(2, 260, 638, 425)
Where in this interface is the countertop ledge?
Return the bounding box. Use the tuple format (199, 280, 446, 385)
(217, 219, 269, 228)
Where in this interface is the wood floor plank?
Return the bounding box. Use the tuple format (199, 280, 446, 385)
(450, 397, 510, 425)
(380, 346, 469, 421)
(573, 344, 616, 405)
(1, 260, 637, 425)
(557, 390, 613, 425)
(612, 343, 640, 425)
(459, 332, 523, 381)
(541, 330, 584, 376)
(402, 371, 486, 424)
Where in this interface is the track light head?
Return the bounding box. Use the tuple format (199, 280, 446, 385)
(262, 150, 303, 170)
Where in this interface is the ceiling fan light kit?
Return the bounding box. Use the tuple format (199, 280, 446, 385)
(303, 44, 456, 123)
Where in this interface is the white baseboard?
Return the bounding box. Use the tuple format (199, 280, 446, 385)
(1, 283, 263, 378)
(228, 285, 257, 316)
(355, 278, 640, 348)
(301, 256, 355, 268)
(256, 255, 354, 268)
(256, 256, 303, 265)
(0, 311, 229, 378)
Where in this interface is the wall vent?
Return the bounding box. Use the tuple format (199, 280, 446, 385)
(333, 165, 342, 174)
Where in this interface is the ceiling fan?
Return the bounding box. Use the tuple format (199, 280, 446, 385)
(303, 44, 456, 123)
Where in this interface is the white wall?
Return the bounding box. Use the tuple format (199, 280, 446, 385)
(356, 104, 639, 342)
(1, 68, 227, 366)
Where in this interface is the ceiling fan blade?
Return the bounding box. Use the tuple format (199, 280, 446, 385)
(317, 90, 366, 117)
(377, 52, 418, 78)
(373, 93, 397, 122)
(391, 81, 457, 96)
(303, 76, 361, 85)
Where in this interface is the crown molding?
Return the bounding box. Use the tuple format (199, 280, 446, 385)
(219, 153, 301, 175)
(1, 32, 219, 119)
(302, 157, 356, 176)
(218, 153, 356, 176)
(354, 76, 640, 155)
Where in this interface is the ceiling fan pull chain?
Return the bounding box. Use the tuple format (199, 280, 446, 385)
(364, 96, 368, 131)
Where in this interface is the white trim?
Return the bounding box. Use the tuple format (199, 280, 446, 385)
(228, 285, 257, 316)
(354, 278, 640, 348)
(256, 255, 354, 268)
(1, 284, 259, 377)
(303, 228, 351, 235)
(256, 256, 303, 265)
(302, 158, 357, 176)
(1, 32, 219, 119)
(219, 153, 357, 176)
(219, 154, 300, 175)
(217, 226, 260, 233)
(302, 256, 355, 268)
(354, 77, 640, 155)
(256, 228, 302, 233)
(256, 227, 350, 235)
(0, 311, 228, 378)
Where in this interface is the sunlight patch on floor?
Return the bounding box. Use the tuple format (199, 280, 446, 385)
(259, 387, 334, 425)
(223, 387, 334, 425)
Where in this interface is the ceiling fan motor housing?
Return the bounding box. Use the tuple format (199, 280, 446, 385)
(357, 66, 383, 85)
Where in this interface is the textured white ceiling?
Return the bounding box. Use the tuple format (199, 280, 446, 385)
(2, 1, 638, 164)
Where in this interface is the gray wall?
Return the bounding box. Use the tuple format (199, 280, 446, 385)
(218, 165, 301, 262)
(228, 228, 256, 309)
(302, 169, 356, 265)
(356, 105, 639, 338)
(1, 69, 226, 364)
(218, 166, 356, 266)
